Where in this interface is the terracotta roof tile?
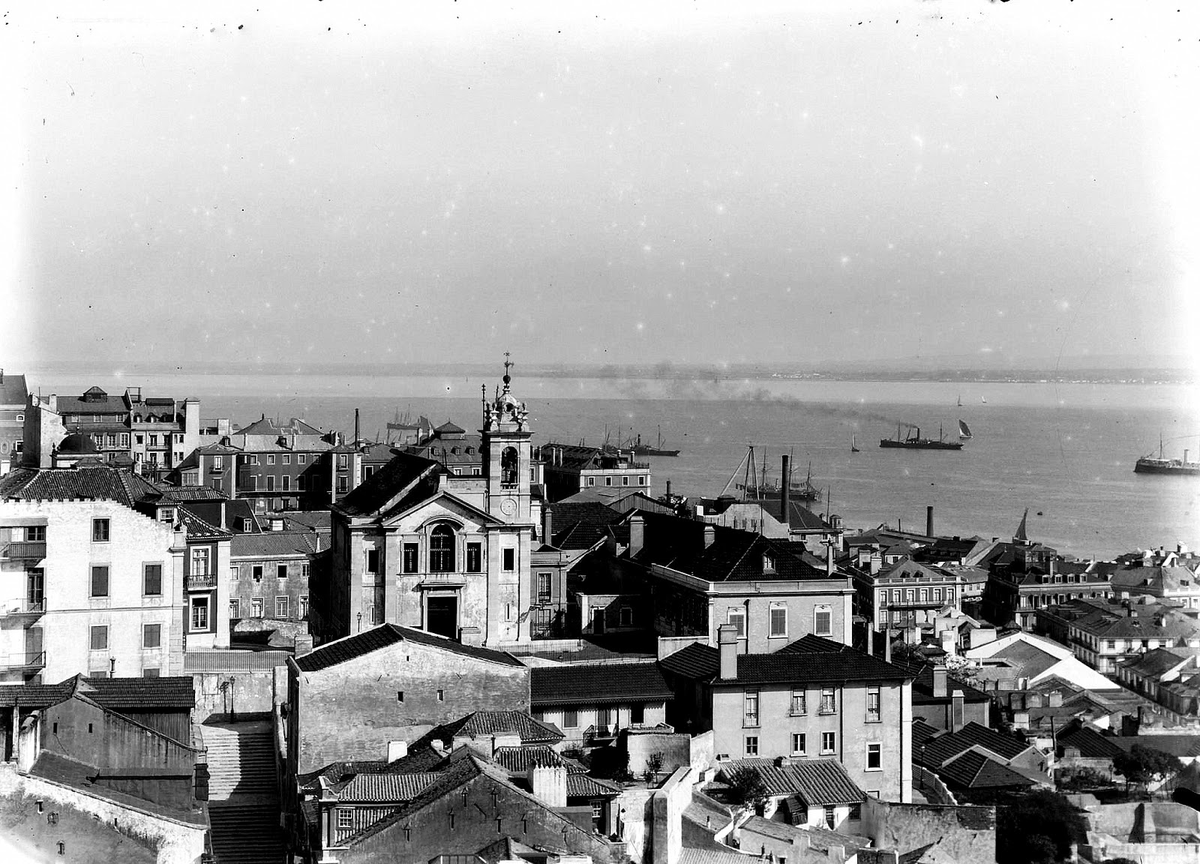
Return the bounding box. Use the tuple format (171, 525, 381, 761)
(531, 662, 673, 706)
(294, 624, 524, 672)
(722, 758, 864, 805)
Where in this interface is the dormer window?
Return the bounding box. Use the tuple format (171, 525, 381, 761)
(762, 554, 776, 574)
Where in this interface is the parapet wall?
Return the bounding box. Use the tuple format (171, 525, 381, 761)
(862, 796, 995, 864)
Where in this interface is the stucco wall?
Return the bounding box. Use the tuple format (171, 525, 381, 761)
(292, 639, 530, 774)
(861, 797, 995, 864)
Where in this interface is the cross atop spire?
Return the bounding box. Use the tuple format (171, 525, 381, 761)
(503, 351, 513, 387)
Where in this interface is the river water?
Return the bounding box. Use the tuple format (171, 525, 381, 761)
(28, 371, 1200, 560)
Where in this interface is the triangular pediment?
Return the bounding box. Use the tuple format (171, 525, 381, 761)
(379, 488, 505, 529)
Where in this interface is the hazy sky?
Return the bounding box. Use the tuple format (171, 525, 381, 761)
(3, 0, 1197, 369)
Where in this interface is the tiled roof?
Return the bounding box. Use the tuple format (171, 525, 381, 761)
(722, 758, 864, 805)
(1057, 726, 1123, 759)
(178, 509, 232, 540)
(0, 675, 194, 710)
(747, 499, 829, 532)
(283, 511, 331, 532)
(659, 642, 720, 681)
(910, 665, 992, 705)
(918, 722, 1031, 768)
(439, 711, 562, 744)
(1119, 647, 1195, 678)
(936, 750, 1034, 790)
(230, 531, 318, 558)
(530, 662, 673, 706)
(298, 760, 390, 790)
(549, 502, 625, 551)
(912, 719, 943, 748)
(632, 510, 832, 583)
(491, 745, 565, 773)
(566, 773, 621, 798)
(335, 452, 440, 517)
(155, 485, 228, 501)
(0, 466, 161, 508)
(183, 650, 291, 673)
(336, 772, 441, 803)
(236, 416, 327, 437)
(0, 372, 28, 405)
(294, 624, 524, 672)
(721, 635, 910, 686)
(179, 500, 261, 533)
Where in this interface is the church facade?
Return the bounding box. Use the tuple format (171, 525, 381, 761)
(321, 362, 542, 646)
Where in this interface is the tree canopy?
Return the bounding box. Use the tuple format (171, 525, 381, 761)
(996, 790, 1088, 864)
(1113, 744, 1183, 789)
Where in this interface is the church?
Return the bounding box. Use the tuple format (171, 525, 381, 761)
(319, 361, 543, 647)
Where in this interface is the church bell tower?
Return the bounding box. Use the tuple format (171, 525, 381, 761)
(482, 353, 533, 524)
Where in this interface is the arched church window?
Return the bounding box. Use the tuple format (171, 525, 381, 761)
(429, 524, 456, 573)
(501, 447, 519, 486)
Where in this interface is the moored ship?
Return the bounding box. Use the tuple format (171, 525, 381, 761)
(880, 423, 964, 451)
(1134, 438, 1200, 476)
(628, 426, 681, 457)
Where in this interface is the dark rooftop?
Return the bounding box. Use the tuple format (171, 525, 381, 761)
(530, 661, 674, 706)
(293, 624, 525, 672)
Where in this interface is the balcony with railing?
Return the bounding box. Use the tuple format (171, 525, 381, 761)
(1, 541, 46, 561)
(0, 599, 46, 622)
(187, 573, 218, 590)
(1, 651, 46, 672)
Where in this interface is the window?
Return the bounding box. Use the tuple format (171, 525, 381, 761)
(639, 475, 646, 486)
(298, 454, 306, 465)
(867, 687, 881, 722)
(92, 519, 110, 542)
(501, 447, 519, 485)
(192, 547, 210, 576)
(282, 475, 291, 492)
(537, 573, 552, 605)
(466, 543, 482, 573)
(791, 688, 807, 716)
(135, 434, 144, 444)
(586, 477, 595, 487)
(403, 543, 419, 573)
(867, 743, 882, 770)
(821, 731, 836, 754)
(430, 525, 455, 572)
(275, 563, 287, 580)
(824, 804, 836, 829)
(282, 454, 291, 465)
(502, 548, 515, 572)
(91, 566, 109, 597)
(563, 709, 578, 728)
(933, 587, 942, 601)
(27, 525, 46, 542)
(296, 476, 305, 491)
(149, 434, 159, 446)
(631, 703, 644, 724)
(230, 565, 239, 581)
(276, 596, 289, 618)
(620, 606, 633, 627)
(299, 596, 309, 619)
(191, 597, 209, 631)
(365, 548, 379, 574)
(266, 475, 276, 492)
(159, 507, 175, 523)
(105, 433, 116, 446)
(337, 809, 353, 830)
(143, 564, 162, 596)
(769, 605, 787, 638)
(144, 668, 160, 678)
(229, 598, 240, 619)
(605, 476, 612, 486)
(252, 564, 264, 581)
(622, 476, 629, 486)
(336, 476, 348, 494)
(90, 625, 108, 650)
(251, 597, 263, 618)
(745, 736, 759, 757)
(763, 554, 776, 575)
(267, 454, 275, 466)
(302, 562, 310, 578)
(744, 690, 759, 726)
(143, 624, 161, 648)
(819, 687, 836, 714)
(814, 604, 832, 637)
(728, 607, 746, 638)
(338, 453, 348, 468)
(792, 733, 806, 755)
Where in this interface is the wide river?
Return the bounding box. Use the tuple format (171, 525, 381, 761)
(28, 371, 1200, 561)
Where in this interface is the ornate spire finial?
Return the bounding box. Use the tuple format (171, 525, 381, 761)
(502, 351, 513, 387)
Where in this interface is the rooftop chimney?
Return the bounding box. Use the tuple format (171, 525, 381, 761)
(951, 690, 965, 733)
(703, 525, 716, 549)
(528, 764, 567, 808)
(926, 505, 934, 538)
(826, 542, 834, 577)
(933, 666, 948, 699)
(718, 624, 738, 680)
(354, 408, 360, 445)
(629, 513, 645, 557)
(542, 507, 553, 545)
(780, 454, 790, 525)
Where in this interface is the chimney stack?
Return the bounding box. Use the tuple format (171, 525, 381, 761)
(703, 525, 716, 549)
(629, 513, 645, 556)
(354, 408, 360, 445)
(542, 506, 553, 545)
(951, 690, 965, 733)
(386, 740, 408, 762)
(780, 454, 791, 525)
(718, 624, 738, 680)
(926, 505, 934, 538)
(826, 542, 834, 577)
(933, 666, 948, 699)
(884, 631, 892, 664)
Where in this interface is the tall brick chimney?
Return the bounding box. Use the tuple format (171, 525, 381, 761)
(926, 505, 934, 538)
(542, 506, 553, 546)
(780, 454, 790, 526)
(629, 513, 645, 557)
(718, 624, 738, 680)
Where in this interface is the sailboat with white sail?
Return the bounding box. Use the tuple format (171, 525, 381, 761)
(958, 419, 973, 441)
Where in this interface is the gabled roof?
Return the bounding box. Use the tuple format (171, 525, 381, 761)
(0, 466, 162, 508)
(293, 624, 525, 672)
(912, 718, 943, 749)
(491, 745, 566, 773)
(630, 510, 832, 583)
(231, 530, 318, 558)
(566, 773, 621, 798)
(749, 499, 829, 532)
(153, 485, 228, 502)
(530, 661, 673, 706)
(179, 499, 261, 533)
(1057, 725, 1123, 759)
(659, 642, 720, 681)
(549, 502, 625, 551)
(336, 772, 441, 803)
(917, 722, 1032, 768)
(0, 372, 28, 405)
(0, 675, 194, 710)
(718, 634, 910, 686)
(178, 509, 232, 540)
(1119, 647, 1195, 678)
(437, 711, 562, 744)
(722, 758, 864, 805)
(236, 416, 326, 437)
(334, 452, 441, 518)
(936, 750, 1035, 790)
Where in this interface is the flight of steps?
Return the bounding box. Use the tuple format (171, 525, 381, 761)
(202, 719, 285, 864)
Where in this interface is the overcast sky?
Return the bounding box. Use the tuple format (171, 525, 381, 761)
(3, 0, 1197, 370)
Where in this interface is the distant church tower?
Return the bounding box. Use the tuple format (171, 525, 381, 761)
(481, 354, 534, 644)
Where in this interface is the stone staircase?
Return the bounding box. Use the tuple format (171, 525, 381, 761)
(202, 718, 285, 864)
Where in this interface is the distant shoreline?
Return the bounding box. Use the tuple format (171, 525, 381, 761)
(16, 360, 1197, 387)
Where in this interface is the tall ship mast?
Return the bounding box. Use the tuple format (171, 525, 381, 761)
(627, 425, 681, 457)
(1134, 435, 1200, 476)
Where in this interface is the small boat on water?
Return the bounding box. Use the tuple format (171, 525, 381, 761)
(958, 419, 973, 441)
(880, 423, 964, 451)
(1134, 436, 1200, 476)
(957, 394, 963, 407)
(851, 434, 860, 453)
